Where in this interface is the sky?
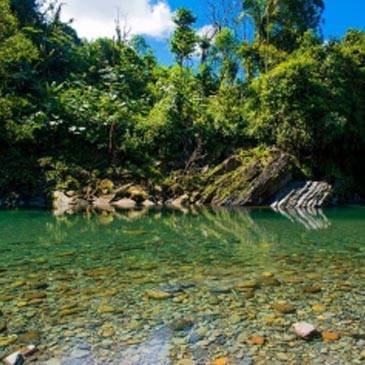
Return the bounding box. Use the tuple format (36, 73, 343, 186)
(61, 0, 365, 64)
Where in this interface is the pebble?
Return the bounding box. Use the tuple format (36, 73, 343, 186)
(0, 335, 18, 346)
(146, 290, 173, 300)
(293, 322, 317, 339)
(322, 331, 340, 342)
(312, 304, 326, 313)
(212, 357, 229, 365)
(276, 352, 289, 361)
(273, 303, 296, 314)
(0, 321, 7, 333)
(247, 336, 265, 346)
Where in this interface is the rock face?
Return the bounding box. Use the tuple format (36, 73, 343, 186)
(271, 181, 333, 208)
(199, 148, 295, 206)
(48, 149, 335, 212)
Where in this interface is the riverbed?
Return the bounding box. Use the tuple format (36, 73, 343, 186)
(0, 206, 364, 364)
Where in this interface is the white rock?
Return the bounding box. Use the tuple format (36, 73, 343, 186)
(3, 352, 24, 365)
(142, 199, 155, 207)
(112, 198, 136, 209)
(293, 322, 316, 339)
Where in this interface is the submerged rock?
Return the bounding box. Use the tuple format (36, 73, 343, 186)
(293, 322, 316, 339)
(3, 352, 25, 365)
(0, 335, 17, 346)
(322, 331, 340, 342)
(3, 345, 37, 365)
(146, 290, 173, 300)
(273, 303, 296, 314)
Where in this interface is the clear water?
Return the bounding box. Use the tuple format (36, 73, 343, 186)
(0, 207, 364, 364)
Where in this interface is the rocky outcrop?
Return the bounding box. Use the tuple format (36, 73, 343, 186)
(199, 148, 296, 206)
(270, 181, 333, 208)
(52, 183, 156, 214)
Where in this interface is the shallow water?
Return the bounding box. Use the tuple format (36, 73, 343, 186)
(0, 206, 364, 364)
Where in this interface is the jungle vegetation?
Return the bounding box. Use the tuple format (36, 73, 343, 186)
(0, 0, 364, 199)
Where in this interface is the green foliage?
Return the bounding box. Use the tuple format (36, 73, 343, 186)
(170, 8, 197, 66)
(0, 0, 364, 199)
(245, 31, 365, 169)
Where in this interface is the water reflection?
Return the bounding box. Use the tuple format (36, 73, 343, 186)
(271, 206, 331, 230)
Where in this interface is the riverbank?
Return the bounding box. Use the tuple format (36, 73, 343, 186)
(1, 148, 362, 213)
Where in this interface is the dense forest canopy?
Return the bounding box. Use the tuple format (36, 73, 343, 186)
(0, 0, 364, 201)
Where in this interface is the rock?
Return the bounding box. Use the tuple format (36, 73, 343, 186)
(271, 180, 333, 208)
(360, 350, 365, 359)
(303, 285, 322, 294)
(235, 280, 259, 290)
(238, 356, 254, 365)
(112, 198, 136, 209)
(99, 324, 115, 338)
(210, 284, 233, 294)
(3, 352, 24, 365)
(261, 271, 274, 277)
(276, 352, 289, 361)
(312, 304, 326, 313)
(146, 290, 173, 300)
(247, 336, 265, 346)
(170, 319, 194, 332)
(0, 321, 7, 333)
(158, 283, 194, 294)
(127, 186, 149, 203)
(273, 303, 296, 314)
(0, 335, 18, 346)
(142, 199, 155, 207)
(293, 322, 316, 339)
(53, 191, 89, 214)
(53, 191, 73, 211)
(200, 148, 295, 206)
(322, 331, 340, 342)
(93, 195, 115, 209)
(18, 330, 40, 343)
(97, 305, 117, 314)
(212, 357, 229, 365)
(98, 179, 114, 194)
(176, 360, 194, 365)
(44, 359, 61, 365)
(258, 276, 280, 286)
(3, 345, 37, 365)
(170, 194, 190, 207)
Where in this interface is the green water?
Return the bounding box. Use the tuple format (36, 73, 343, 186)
(0, 207, 364, 364)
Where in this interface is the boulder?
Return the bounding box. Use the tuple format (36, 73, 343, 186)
(200, 148, 295, 206)
(93, 194, 115, 209)
(170, 194, 190, 207)
(3, 345, 37, 365)
(271, 181, 333, 208)
(112, 198, 136, 209)
(53, 191, 89, 214)
(293, 322, 316, 339)
(142, 199, 156, 207)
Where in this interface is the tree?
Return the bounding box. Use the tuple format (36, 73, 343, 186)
(170, 8, 197, 67)
(242, 0, 324, 51)
(10, 0, 43, 27)
(214, 27, 239, 83)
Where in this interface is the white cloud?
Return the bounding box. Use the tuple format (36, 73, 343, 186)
(60, 0, 174, 39)
(197, 24, 216, 39)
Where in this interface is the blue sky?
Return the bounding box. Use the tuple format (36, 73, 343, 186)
(151, 0, 365, 64)
(62, 0, 365, 64)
